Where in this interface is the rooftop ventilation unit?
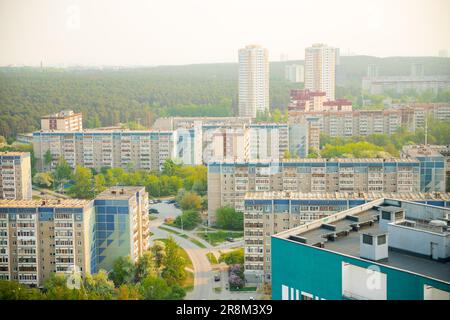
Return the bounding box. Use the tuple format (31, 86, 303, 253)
(360, 232, 389, 261)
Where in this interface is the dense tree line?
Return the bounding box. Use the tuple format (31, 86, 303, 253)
(0, 238, 188, 300)
(0, 66, 297, 139)
(33, 159, 207, 200)
(319, 119, 450, 158)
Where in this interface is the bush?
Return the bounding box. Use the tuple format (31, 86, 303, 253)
(219, 248, 244, 265)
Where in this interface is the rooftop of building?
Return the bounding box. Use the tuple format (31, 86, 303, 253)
(274, 199, 450, 283)
(33, 129, 174, 134)
(0, 151, 30, 157)
(244, 191, 450, 201)
(95, 186, 146, 200)
(209, 157, 419, 165)
(402, 145, 449, 158)
(41, 110, 81, 119)
(0, 198, 91, 208)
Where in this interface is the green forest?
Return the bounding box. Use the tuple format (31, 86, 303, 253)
(1, 56, 449, 139)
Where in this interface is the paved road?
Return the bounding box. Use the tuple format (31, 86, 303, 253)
(148, 201, 258, 300)
(149, 218, 214, 300)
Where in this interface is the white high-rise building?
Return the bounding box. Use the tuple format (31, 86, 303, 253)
(238, 45, 269, 118)
(305, 43, 338, 101)
(285, 65, 304, 83)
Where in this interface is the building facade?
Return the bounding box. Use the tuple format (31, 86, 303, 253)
(305, 44, 338, 101)
(0, 199, 94, 287)
(207, 159, 422, 224)
(41, 110, 83, 131)
(243, 191, 450, 282)
(362, 75, 450, 95)
(238, 45, 270, 118)
(401, 145, 447, 192)
(272, 199, 450, 300)
(0, 152, 32, 200)
(288, 89, 352, 114)
(285, 65, 304, 83)
(33, 130, 176, 172)
(92, 187, 149, 273)
(289, 103, 450, 137)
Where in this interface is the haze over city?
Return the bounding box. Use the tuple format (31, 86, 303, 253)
(1, 0, 449, 66)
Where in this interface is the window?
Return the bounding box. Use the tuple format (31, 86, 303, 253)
(362, 234, 373, 245)
(381, 211, 391, 220)
(378, 235, 386, 245)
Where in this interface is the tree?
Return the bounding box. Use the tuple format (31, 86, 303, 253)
(44, 149, 52, 167)
(179, 191, 202, 211)
(161, 237, 187, 286)
(215, 206, 244, 230)
(135, 251, 156, 282)
(70, 166, 94, 199)
(173, 210, 202, 230)
(168, 284, 186, 300)
(307, 147, 319, 158)
(33, 172, 53, 188)
(116, 284, 142, 300)
(53, 157, 72, 189)
(94, 174, 106, 195)
(150, 240, 166, 271)
(108, 256, 136, 286)
(162, 159, 181, 176)
(0, 280, 43, 300)
(140, 276, 171, 300)
(219, 248, 244, 265)
(43, 273, 87, 300)
(84, 270, 116, 300)
(283, 149, 291, 160)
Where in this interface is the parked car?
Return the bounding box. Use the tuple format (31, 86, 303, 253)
(149, 208, 159, 214)
(225, 237, 234, 242)
(214, 274, 221, 282)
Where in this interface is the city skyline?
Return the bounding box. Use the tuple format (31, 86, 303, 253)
(0, 0, 449, 67)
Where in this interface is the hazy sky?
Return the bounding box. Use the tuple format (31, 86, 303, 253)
(1, 0, 449, 66)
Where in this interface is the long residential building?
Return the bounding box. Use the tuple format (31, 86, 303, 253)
(290, 102, 450, 137)
(207, 158, 426, 224)
(155, 118, 316, 164)
(243, 191, 450, 283)
(0, 152, 32, 200)
(41, 110, 83, 131)
(272, 199, 450, 300)
(0, 186, 150, 287)
(362, 75, 450, 95)
(33, 130, 176, 172)
(0, 198, 94, 287)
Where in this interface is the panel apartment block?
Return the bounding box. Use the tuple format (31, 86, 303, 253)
(33, 130, 176, 172)
(207, 159, 423, 224)
(0, 152, 32, 200)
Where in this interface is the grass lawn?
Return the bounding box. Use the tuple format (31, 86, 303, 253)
(158, 226, 182, 235)
(182, 271, 194, 292)
(206, 252, 218, 264)
(153, 238, 194, 292)
(196, 230, 244, 246)
(155, 238, 193, 270)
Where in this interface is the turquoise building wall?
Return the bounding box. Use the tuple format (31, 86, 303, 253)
(271, 237, 450, 300)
